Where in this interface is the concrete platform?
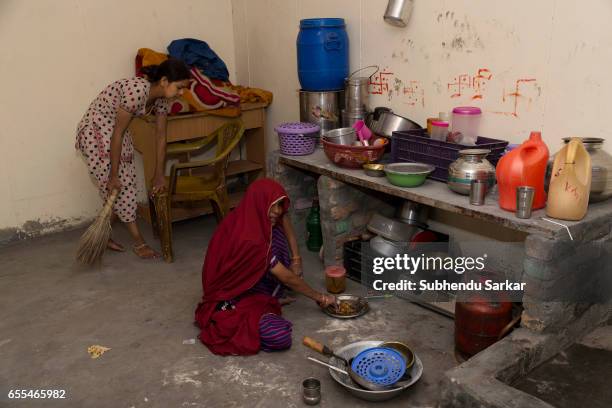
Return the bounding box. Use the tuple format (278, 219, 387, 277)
(513, 326, 612, 408)
(0, 216, 457, 408)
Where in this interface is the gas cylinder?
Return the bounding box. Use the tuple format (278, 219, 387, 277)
(455, 295, 512, 357)
(496, 131, 549, 211)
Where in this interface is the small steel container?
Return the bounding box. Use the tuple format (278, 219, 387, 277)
(302, 377, 321, 405)
(469, 179, 487, 205)
(516, 186, 535, 219)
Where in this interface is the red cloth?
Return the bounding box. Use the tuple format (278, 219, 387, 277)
(195, 179, 290, 355)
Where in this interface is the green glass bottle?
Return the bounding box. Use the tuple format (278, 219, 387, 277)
(306, 198, 323, 252)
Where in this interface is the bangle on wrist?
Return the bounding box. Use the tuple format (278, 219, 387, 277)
(291, 256, 302, 261)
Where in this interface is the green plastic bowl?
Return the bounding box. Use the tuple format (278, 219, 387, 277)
(384, 163, 435, 187)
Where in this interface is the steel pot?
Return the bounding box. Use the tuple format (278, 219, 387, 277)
(341, 109, 367, 127)
(545, 137, 612, 203)
(300, 90, 345, 134)
(366, 107, 422, 137)
(384, 0, 414, 27)
(345, 66, 378, 113)
(447, 149, 496, 195)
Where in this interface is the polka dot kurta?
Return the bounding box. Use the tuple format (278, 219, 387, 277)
(76, 77, 169, 223)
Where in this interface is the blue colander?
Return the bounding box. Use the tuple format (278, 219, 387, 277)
(350, 347, 406, 386)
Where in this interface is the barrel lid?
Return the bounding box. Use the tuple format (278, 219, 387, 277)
(300, 18, 345, 28)
(275, 122, 320, 135)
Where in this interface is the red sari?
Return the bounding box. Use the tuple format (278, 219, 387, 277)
(195, 179, 289, 355)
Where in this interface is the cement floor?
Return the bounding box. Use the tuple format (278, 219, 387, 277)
(0, 216, 457, 408)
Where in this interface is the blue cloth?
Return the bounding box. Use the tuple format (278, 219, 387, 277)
(167, 38, 229, 81)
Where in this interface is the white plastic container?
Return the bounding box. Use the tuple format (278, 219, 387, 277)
(430, 120, 449, 141)
(452, 107, 482, 145)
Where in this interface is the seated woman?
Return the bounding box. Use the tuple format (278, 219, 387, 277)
(195, 178, 335, 355)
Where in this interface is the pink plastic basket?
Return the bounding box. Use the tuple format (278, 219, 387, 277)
(275, 122, 320, 156)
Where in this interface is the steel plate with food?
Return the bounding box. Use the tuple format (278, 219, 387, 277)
(324, 294, 369, 319)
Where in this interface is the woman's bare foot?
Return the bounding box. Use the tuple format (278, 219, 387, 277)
(279, 296, 297, 306)
(132, 243, 161, 259)
(107, 239, 125, 252)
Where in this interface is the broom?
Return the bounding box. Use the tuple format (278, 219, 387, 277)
(76, 189, 119, 265)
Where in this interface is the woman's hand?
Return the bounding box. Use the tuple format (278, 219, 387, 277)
(317, 293, 336, 308)
(107, 176, 122, 193)
(290, 256, 303, 278)
(150, 174, 167, 196)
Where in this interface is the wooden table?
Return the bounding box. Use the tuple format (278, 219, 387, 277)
(131, 102, 268, 222)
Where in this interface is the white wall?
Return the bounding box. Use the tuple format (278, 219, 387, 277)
(2, 0, 610, 239)
(0, 0, 236, 240)
(231, 0, 612, 155)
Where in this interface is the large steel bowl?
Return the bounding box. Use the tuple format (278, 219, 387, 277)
(327, 340, 423, 402)
(322, 127, 356, 145)
(367, 213, 418, 242)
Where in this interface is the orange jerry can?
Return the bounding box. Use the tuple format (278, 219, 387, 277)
(496, 131, 549, 211)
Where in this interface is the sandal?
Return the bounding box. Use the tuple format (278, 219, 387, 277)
(107, 239, 125, 252)
(132, 243, 161, 260)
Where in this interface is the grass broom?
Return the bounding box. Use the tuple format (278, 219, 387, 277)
(76, 189, 119, 265)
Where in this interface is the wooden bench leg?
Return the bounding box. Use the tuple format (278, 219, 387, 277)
(148, 196, 160, 239)
(152, 193, 174, 263)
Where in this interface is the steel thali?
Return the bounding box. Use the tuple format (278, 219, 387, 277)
(323, 294, 369, 319)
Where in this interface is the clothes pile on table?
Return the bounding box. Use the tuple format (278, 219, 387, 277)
(135, 38, 272, 115)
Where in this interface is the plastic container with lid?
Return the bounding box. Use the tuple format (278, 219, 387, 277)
(452, 107, 482, 145)
(325, 265, 346, 294)
(430, 120, 449, 141)
(275, 122, 320, 156)
(297, 18, 349, 91)
(439, 111, 451, 122)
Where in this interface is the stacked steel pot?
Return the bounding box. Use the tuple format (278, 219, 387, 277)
(342, 66, 377, 127)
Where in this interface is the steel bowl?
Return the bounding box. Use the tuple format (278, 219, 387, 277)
(380, 341, 415, 371)
(396, 200, 429, 228)
(322, 127, 357, 145)
(366, 108, 422, 138)
(363, 163, 385, 177)
(367, 213, 417, 241)
(328, 340, 423, 402)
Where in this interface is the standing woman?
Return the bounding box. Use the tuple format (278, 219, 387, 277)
(76, 58, 191, 259)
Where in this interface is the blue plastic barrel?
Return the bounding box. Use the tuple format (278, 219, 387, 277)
(297, 18, 349, 91)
